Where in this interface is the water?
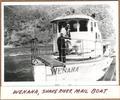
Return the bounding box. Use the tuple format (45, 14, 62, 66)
(4, 46, 52, 82)
(4, 46, 116, 82)
(4, 55, 34, 81)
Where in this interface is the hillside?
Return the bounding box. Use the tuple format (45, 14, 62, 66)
(4, 4, 115, 47)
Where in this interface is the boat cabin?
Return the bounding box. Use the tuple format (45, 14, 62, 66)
(51, 15, 103, 59)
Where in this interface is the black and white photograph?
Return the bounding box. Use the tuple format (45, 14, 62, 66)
(2, 1, 118, 85)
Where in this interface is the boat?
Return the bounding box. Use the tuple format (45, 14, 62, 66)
(32, 14, 114, 82)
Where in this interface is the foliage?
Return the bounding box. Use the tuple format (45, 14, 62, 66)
(4, 5, 115, 47)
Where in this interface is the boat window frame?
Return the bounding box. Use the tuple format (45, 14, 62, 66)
(68, 20, 77, 32)
(91, 22, 93, 32)
(79, 19, 88, 32)
(58, 21, 67, 33)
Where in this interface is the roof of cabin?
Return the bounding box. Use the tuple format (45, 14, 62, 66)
(51, 14, 96, 23)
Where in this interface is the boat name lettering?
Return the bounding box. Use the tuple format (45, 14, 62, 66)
(53, 67, 79, 74)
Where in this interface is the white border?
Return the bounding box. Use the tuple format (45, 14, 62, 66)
(1, 1, 119, 87)
(1, 1, 119, 5)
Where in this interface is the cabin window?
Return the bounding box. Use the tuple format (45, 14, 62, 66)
(58, 21, 67, 32)
(96, 32, 97, 39)
(79, 20, 88, 31)
(94, 22, 96, 27)
(96, 32, 100, 40)
(69, 20, 77, 32)
(91, 22, 93, 32)
(53, 23, 57, 35)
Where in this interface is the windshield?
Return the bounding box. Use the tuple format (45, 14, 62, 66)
(79, 20, 88, 31)
(58, 19, 88, 32)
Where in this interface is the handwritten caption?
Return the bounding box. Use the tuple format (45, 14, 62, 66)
(12, 88, 108, 95)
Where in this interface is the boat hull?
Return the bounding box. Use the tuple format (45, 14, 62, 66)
(33, 57, 113, 82)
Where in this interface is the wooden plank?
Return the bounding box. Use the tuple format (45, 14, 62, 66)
(37, 55, 65, 67)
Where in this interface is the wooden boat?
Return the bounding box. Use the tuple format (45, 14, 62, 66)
(32, 14, 114, 82)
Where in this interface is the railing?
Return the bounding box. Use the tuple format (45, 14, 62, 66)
(31, 38, 53, 64)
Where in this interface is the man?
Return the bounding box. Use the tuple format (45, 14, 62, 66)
(66, 24, 71, 38)
(57, 33, 66, 63)
(60, 26, 66, 37)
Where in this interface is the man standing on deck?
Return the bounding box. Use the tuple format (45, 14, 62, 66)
(66, 24, 71, 38)
(57, 33, 66, 63)
(60, 26, 66, 37)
